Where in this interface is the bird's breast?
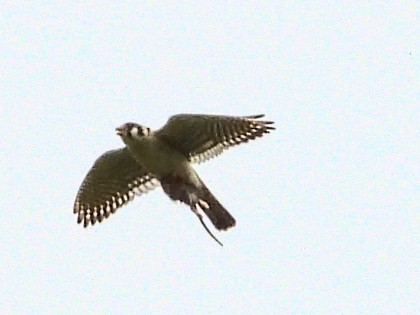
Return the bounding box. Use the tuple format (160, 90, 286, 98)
(127, 137, 197, 184)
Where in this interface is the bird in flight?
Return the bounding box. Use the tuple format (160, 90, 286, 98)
(74, 114, 275, 245)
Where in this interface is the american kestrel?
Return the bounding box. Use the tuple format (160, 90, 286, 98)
(74, 114, 275, 245)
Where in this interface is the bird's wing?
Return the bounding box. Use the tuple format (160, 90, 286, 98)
(73, 148, 160, 227)
(155, 114, 275, 163)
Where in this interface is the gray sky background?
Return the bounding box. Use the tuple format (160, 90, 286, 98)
(1, 2, 417, 314)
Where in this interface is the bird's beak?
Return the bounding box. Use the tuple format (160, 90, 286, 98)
(115, 126, 125, 137)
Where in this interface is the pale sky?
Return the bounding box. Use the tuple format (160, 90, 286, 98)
(1, 2, 418, 314)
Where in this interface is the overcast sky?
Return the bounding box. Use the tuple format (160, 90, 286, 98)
(1, 2, 418, 314)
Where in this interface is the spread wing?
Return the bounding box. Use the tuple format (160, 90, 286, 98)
(73, 148, 160, 227)
(155, 114, 275, 163)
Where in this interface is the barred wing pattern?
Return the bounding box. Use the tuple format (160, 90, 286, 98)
(156, 114, 275, 163)
(73, 148, 159, 227)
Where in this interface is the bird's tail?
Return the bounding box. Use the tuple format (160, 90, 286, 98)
(160, 175, 236, 231)
(195, 180, 236, 231)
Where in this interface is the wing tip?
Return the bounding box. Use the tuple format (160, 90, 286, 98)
(245, 114, 275, 128)
(245, 114, 265, 119)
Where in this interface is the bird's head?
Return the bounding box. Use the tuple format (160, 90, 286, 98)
(116, 123, 151, 142)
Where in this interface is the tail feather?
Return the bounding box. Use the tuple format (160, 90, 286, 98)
(196, 184, 236, 230)
(160, 175, 236, 230)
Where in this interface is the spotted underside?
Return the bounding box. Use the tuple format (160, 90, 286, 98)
(73, 148, 159, 227)
(155, 114, 275, 163)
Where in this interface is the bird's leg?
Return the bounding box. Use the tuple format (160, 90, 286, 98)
(188, 195, 223, 247)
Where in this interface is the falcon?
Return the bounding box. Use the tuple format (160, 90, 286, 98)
(74, 114, 275, 245)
